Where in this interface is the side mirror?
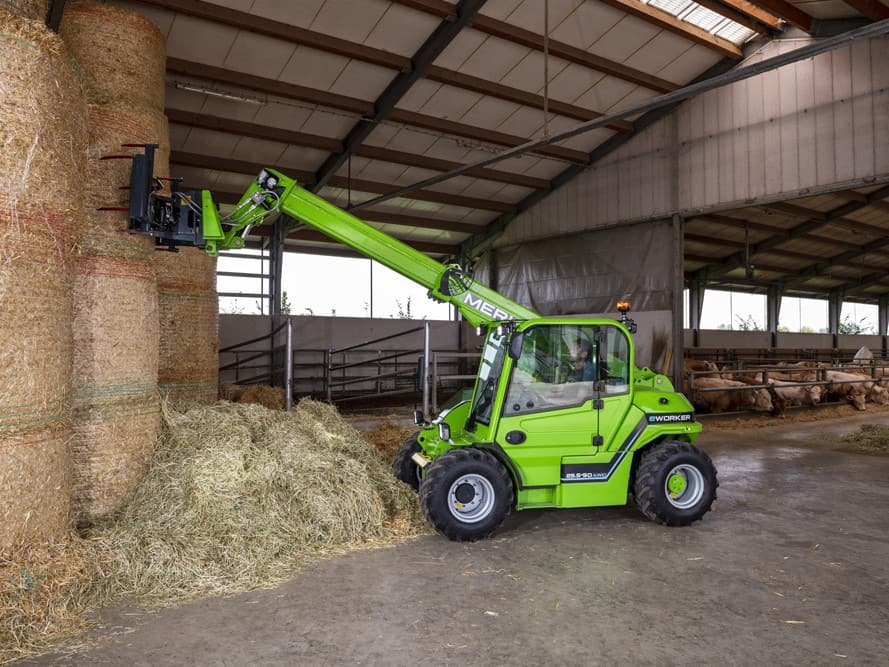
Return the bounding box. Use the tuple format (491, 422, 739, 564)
(508, 331, 524, 361)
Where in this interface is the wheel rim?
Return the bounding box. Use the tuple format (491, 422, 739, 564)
(664, 464, 705, 509)
(447, 474, 495, 523)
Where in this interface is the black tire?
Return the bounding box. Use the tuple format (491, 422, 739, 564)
(393, 432, 423, 492)
(418, 448, 513, 542)
(633, 441, 718, 526)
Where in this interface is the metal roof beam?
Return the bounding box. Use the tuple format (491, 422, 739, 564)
(166, 59, 588, 165)
(170, 151, 515, 212)
(352, 20, 889, 215)
(312, 0, 488, 192)
(595, 0, 743, 58)
(742, 0, 815, 32)
(388, 0, 680, 93)
(166, 108, 550, 190)
(780, 237, 889, 288)
(137, 0, 625, 134)
(840, 0, 889, 22)
(700, 0, 783, 29)
(694, 183, 889, 280)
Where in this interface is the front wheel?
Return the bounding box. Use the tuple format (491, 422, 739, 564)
(418, 448, 513, 541)
(633, 441, 718, 526)
(392, 432, 423, 491)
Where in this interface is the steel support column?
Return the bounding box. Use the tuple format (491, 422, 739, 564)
(828, 289, 842, 348)
(879, 295, 888, 358)
(767, 284, 783, 348)
(671, 215, 685, 386)
(687, 280, 704, 348)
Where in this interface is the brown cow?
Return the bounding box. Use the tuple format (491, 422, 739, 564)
(768, 378, 823, 406)
(692, 377, 773, 413)
(824, 370, 872, 411)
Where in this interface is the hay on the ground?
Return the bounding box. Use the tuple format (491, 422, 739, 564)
(219, 384, 285, 410)
(83, 399, 426, 605)
(2, 400, 428, 662)
(0, 538, 93, 665)
(840, 424, 889, 455)
(362, 420, 417, 460)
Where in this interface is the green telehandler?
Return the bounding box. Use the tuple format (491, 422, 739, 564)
(127, 146, 718, 541)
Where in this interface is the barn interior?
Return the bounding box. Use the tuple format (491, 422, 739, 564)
(1, 0, 888, 664)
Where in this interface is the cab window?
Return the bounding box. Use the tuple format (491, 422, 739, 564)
(504, 324, 631, 416)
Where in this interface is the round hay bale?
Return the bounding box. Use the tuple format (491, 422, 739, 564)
(0, 10, 87, 548)
(71, 255, 160, 523)
(59, 1, 166, 112)
(155, 248, 219, 406)
(0, 0, 48, 20)
(81, 105, 169, 260)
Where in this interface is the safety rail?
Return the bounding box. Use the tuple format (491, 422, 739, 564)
(325, 323, 431, 413)
(219, 318, 293, 411)
(685, 363, 888, 415)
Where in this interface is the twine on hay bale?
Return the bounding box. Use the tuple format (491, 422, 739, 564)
(156, 248, 220, 406)
(0, 0, 48, 20)
(71, 254, 161, 524)
(0, 10, 87, 548)
(59, 1, 166, 112)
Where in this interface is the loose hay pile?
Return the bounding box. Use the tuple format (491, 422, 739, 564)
(840, 424, 889, 455)
(219, 383, 285, 410)
(1, 400, 427, 663)
(84, 399, 426, 604)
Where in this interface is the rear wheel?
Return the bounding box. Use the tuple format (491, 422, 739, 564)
(392, 432, 423, 491)
(634, 441, 718, 526)
(418, 448, 513, 541)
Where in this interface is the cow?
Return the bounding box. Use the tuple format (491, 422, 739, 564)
(692, 377, 773, 413)
(824, 370, 873, 411)
(768, 378, 823, 406)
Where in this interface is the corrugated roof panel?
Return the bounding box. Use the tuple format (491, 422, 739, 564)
(433, 29, 488, 70)
(479, 0, 525, 21)
(309, 0, 389, 44)
(251, 103, 316, 134)
(277, 46, 349, 90)
(504, 0, 586, 33)
(381, 127, 440, 155)
(395, 79, 442, 113)
(418, 85, 484, 122)
(364, 3, 441, 56)
(558, 126, 615, 152)
(328, 60, 396, 101)
(502, 51, 569, 94)
(248, 0, 325, 27)
(588, 14, 663, 63)
(200, 96, 263, 124)
(459, 179, 510, 200)
(231, 136, 289, 164)
(459, 96, 524, 129)
(547, 62, 607, 104)
(223, 31, 295, 79)
(623, 30, 696, 74)
(300, 109, 359, 139)
(459, 36, 535, 82)
(573, 75, 637, 112)
(347, 159, 410, 184)
(182, 127, 241, 157)
(655, 45, 722, 85)
(165, 15, 239, 66)
(276, 145, 331, 172)
(550, 2, 625, 49)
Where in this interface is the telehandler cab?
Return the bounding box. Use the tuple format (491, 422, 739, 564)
(127, 146, 718, 541)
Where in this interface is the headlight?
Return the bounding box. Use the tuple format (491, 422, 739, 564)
(438, 423, 451, 441)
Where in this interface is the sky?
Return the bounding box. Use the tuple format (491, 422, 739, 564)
(218, 250, 452, 319)
(219, 253, 880, 333)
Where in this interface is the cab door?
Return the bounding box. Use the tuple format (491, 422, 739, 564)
(494, 323, 601, 488)
(493, 322, 634, 493)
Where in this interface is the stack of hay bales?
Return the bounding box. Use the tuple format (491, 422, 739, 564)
(1, 0, 48, 20)
(60, 1, 167, 523)
(0, 9, 87, 547)
(155, 248, 220, 406)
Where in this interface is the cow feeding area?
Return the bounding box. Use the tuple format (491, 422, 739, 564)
(1, 400, 427, 664)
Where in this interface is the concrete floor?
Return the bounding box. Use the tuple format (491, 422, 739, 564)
(28, 412, 889, 666)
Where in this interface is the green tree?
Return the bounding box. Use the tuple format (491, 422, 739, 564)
(280, 290, 292, 315)
(839, 315, 874, 335)
(735, 314, 763, 331)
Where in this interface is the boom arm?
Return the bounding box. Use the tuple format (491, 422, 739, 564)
(130, 158, 537, 327)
